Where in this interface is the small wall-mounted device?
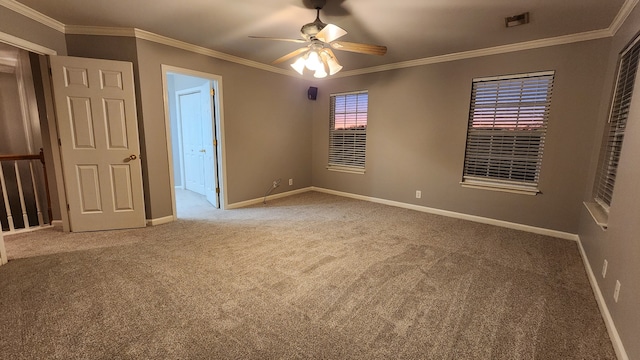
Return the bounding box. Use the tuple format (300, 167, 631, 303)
(308, 86, 318, 100)
(505, 12, 530, 28)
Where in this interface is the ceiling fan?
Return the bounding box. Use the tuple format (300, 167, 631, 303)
(249, 0, 387, 78)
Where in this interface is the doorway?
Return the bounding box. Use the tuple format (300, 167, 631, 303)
(162, 66, 225, 219)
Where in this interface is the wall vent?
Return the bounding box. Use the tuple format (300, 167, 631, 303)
(505, 12, 530, 28)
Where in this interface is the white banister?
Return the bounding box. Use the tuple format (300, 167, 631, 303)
(14, 161, 30, 230)
(0, 164, 16, 232)
(0, 150, 51, 235)
(29, 161, 44, 226)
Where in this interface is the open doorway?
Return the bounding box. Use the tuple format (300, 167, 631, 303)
(0, 42, 52, 234)
(162, 66, 225, 219)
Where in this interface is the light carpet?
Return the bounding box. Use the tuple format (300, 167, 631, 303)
(0, 191, 615, 359)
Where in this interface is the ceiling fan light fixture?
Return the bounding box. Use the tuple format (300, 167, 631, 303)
(291, 56, 306, 75)
(314, 64, 327, 78)
(305, 50, 321, 70)
(319, 50, 342, 76)
(328, 60, 342, 75)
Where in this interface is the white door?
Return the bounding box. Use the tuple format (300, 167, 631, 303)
(178, 86, 206, 195)
(203, 86, 219, 208)
(50, 55, 145, 232)
(178, 82, 218, 208)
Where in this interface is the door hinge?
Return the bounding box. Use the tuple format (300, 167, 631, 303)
(58, 138, 62, 146)
(215, 187, 220, 194)
(48, 67, 52, 76)
(213, 139, 217, 146)
(210, 88, 215, 96)
(66, 204, 70, 211)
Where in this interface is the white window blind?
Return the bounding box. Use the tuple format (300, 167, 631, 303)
(329, 91, 368, 171)
(594, 36, 640, 209)
(462, 71, 554, 192)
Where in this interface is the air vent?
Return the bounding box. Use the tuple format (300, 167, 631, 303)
(505, 12, 530, 28)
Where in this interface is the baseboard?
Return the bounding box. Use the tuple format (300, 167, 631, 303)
(146, 215, 175, 226)
(226, 187, 313, 209)
(51, 220, 63, 229)
(576, 237, 628, 360)
(311, 187, 579, 241)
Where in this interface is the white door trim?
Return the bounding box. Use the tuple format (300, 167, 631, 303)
(0, 30, 57, 56)
(161, 65, 228, 219)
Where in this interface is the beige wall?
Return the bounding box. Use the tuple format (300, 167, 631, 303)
(311, 39, 611, 234)
(578, 5, 640, 360)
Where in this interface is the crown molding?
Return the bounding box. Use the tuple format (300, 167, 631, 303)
(131, 29, 295, 77)
(65, 25, 136, 37)
(2, 0, 638, 78)
(609, 0, 640, 36)
(64, 24, 297, 77)
(334, 29, 612, 78)
(0, 0, 64, 33)
(0, 30, 57, 55)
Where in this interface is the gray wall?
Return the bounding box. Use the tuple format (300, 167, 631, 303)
(311, 40, 611, 234)
(578, 5, 640, 360)
(0, 72, 24, 153)
(134, 39, 312, 217)
(0, 8, 67, 223)
(0, 8, 66, 55)
(65, 35, 313, 219)
(2, 4, 638, 356)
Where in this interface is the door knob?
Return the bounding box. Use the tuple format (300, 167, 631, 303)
(129, 154, 137, 160)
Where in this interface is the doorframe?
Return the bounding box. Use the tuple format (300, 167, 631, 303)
(161, 65, 228, 219)
(0, 32, 70, 231)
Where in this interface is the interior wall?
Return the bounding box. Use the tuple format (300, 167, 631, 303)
(0, 7, 66, 55)
(0, 8, 68, 225)
(134, 38, 312, 217)
(578, 5, 640, 359)
(311, 39, 611, 234)
(0, 71, 24, 153)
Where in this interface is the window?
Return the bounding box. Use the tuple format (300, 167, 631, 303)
(593, 35, 640, 212)
(461, 71, 555, 194)
(328, 91, 368, 173)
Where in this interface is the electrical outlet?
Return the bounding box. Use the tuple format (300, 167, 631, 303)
(602, 259, 608, 278)
(289, 178, 293, 186)
(416, 190, 422, 199)
(614, 281, 621, 303)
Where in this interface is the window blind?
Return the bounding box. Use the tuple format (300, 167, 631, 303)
(463, 72, 554, 189)
(594, 37, 640, 209)
(329, 91, 368, 170)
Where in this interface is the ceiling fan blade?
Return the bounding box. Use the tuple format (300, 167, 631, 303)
(273, 47, 310, 64)
(249, 36, 307, 44)
(315, 24, 347, 43)
(331, 41, 387, 56)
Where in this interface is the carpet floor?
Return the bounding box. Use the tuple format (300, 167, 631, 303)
(0, 191, 616, 359)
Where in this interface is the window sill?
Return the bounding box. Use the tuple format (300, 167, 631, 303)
(584, 202, 608, 230)
(327, 165, 365, 175)
(460, 180, 540, 195)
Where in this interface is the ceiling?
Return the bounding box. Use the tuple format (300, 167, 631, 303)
(10, 0, 631, 74)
